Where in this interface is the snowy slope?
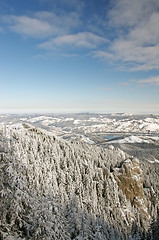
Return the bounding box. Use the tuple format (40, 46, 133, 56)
(0, 123, 159, 239)
(110, 135, 149, 144)
(0, 114, 159, 148)
(78, 118, 159, 133)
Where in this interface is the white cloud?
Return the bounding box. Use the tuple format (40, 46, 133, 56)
(2, 11, 80, 38)
(2, 0, 159, 71)
(108, 0, 159, 28)
(3, 15, 53, 37)
(133, 76, 159, 86)
(110, 40, 159, 70)
(39, 32, 107, 49)
(129, 13, 159, 46)
(34, 11, 80, 33)
(97, 0, 159, 71)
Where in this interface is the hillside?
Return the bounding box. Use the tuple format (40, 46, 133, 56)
(0, 123, 159, 239)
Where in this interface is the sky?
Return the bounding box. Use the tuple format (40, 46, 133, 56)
(0, 0, 159, 114)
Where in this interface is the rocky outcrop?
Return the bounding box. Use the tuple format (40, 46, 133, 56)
(113, 158, 148, 218)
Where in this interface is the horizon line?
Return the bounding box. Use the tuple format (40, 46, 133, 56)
(0, 109, 159, 115)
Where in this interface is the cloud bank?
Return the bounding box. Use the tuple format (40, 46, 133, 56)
(133, 76, 159, 86)
(2, 0, 159, 71)
(39, 32, 107, 49)
(2, 11, 80, 38)
(98, 0, 159, 71)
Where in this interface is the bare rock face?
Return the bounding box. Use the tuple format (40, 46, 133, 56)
(113, 158, 148, 217)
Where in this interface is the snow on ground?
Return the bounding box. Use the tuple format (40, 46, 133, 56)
(110, 136, 149, 144)
(146, 123, 159, 131)
(145, 117, 159, 124)
(75, 118, 159, 133)
(27, 116, 74, 125)
(10, 114, 159, 135)
(63, 118, 74, 121)
(148, 159, 159, 164)
(79, 135, 94, 144)
(7, 123, 25, 130)
(1, 115, 159, 145)
(20, 118, 27, 121)
(27, 116, 63, 125)
(49, 126, 64, 136)
(27, 116, 51, 123)
(41, 119, 58, 126)
(150, 136, 159, 140)
(73, 120, 82, 125)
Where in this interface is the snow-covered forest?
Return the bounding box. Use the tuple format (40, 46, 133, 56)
(0, 123, 159, 239)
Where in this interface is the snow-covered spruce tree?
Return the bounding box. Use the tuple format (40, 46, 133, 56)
(0, 123, 158, 239)
(0, 125, 70, 239)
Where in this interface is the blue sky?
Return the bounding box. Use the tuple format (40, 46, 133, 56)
(0, 0, 159, 114)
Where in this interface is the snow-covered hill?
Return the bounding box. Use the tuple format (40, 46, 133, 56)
(1, 113, 159, 148)
(1, 113, 159, 135)
(110, 135, 149, 144)
(75, 117, 159, 134)
(0, 123, 159, 239)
